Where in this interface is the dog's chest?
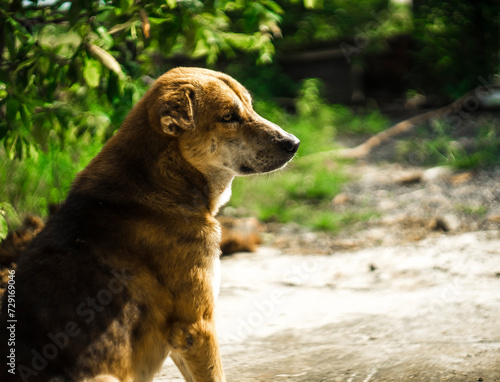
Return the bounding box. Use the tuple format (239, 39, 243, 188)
(211, 256, 221, 300)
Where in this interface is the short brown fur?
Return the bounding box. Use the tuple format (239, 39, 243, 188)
(0, 68, 299, 382)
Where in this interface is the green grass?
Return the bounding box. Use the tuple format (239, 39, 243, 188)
(229, 158, 349, 227)
(0, 134, 104, 239)
(396, 119, 500, 169)
(454, 204, 488, 217)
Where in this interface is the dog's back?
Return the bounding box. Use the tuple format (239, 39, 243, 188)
(0, 67, 299, 382)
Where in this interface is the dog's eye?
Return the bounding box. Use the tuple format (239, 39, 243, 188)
(221, 112, 239, 123)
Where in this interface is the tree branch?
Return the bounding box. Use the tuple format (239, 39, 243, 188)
(304, 85, 500, 161)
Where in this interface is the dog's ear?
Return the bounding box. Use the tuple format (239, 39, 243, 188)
(159, 84, 196, 136)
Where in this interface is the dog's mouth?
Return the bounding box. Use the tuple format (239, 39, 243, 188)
(233, 134, 300, 176)
(239, 165, 256, 174)
(238, 156, 293, 176)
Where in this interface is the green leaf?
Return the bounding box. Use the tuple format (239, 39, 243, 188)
(0, 120, 7, 140)
(95, 26, 114, 49)
(19, 104, 31, 129)
(14, 56, 37, 74)
(148, 17, 171, 27)
(120, 0, 134, 13)
(304, 0, 323, 9)
(83, 59, 101, 88)
(106, 72, 120, 102)
(0, 211, 9, 241)
(261, 0, 284, 14)
(192, 37, 210, 58)
(38, 55, 51, 75)
(5, 21, 17, 58)
(6, 98, 19, 121)
(166, 0, 177, 9)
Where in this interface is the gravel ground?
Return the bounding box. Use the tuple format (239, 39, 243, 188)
(269, 164, 500, 254)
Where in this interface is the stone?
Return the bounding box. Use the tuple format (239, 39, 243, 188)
(429, 214, 461, 232)
(422, 166, 454, 183)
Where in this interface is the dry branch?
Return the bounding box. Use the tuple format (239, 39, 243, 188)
(332, 85, 500, 159)
(86, 43, 125, 78)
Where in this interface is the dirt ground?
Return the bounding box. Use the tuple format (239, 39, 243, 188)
(154, 157, 500, 381)
(155, 230, 500, 381)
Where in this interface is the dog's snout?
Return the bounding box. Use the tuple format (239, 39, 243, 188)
(279, 136, 300, 154)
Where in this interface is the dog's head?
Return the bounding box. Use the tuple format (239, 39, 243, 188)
(147, 67, 300, 178)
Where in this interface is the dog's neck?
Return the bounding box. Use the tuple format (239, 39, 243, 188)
(205, 169, 234, 215)
(73, 115, 235, 217)
(154, 139, 235, 216)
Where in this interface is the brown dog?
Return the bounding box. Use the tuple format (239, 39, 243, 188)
(0, 67, 299, 382)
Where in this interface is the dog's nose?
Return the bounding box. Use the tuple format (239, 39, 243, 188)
(279, 136, 300, 154)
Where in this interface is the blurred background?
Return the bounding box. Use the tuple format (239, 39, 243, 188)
(2, 2, 500, 380)
(0, 0, 499, 236)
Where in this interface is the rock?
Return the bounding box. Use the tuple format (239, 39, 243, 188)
(480, 89, 500, 110)
(429, 214, 461, 232)
(217, 216, 263, 255)
(0, 215, 45, 266)
(332, 192, 351, 205)
(395, 171, 423, 185)
(422, 166, 454, 183)
(487, 215, 500, 223)
(449, 172, 474, 185)
(378, 199, 398, 211)
(405, 93, 427, 109)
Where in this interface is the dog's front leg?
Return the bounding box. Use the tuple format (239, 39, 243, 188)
(168, 319, 226, 382)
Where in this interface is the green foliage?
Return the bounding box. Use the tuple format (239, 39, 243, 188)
(0, 202, 17, 240)
(138, 0, 283, 66)
(277, 0, 411, 52)
(396, 119, 500, 169)
(293, 78, 389, 138)
(412, 0, 500, 98)
(0, 0, 284, 159)
(0, 128, 104, 236)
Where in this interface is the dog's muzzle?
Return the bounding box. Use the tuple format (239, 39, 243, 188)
(255, 132, 300, 173)
(237, 119, 300, 175)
